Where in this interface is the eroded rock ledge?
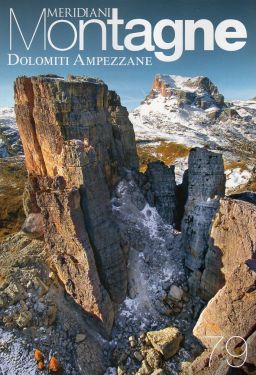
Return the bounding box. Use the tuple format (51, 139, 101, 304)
(15, 74, 139, 333)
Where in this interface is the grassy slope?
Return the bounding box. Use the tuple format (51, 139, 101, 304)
(137, 141, 190, 173)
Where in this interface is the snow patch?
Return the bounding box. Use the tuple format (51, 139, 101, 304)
(104, 368, 117, 375)
(0, 107, 15, 119)
(225, 168, 252, 190)
(141, 204, 160, 239)
(158, 74, 202, 93)
(0, 329, 36, 375)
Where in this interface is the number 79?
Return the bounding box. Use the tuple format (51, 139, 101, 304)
(206, 336, 248, 368)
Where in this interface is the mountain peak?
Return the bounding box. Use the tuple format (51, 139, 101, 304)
(138, 74, 225, 110)
(154, 74, 206, 93)
(151, 74, 225, 110)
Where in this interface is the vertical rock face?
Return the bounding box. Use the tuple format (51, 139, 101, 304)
(194, 261, 256, 349)
(191, 261, 256, 374)
(181, 148, 225, 296)
(200, 198, 256, 300)
(190, 199, 256, 373)
(14, 75, 139, 332)
(185, 148, 225, 203)
(15, 75, 138, 185)
(144, 161, 177, 225)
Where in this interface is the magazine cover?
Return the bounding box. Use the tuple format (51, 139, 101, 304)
(0, 0, 255, 374)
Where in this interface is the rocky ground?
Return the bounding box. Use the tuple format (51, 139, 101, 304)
(0, 233, 108, 375)
(106, 176, 203, 374)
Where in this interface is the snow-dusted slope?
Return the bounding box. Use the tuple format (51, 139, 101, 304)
(130, 75, 256, 156)
(131, 94, 209, 145)
(231, 100, 256, 120)
(0, 107, 22, 157)
(131, 97, 256, 159)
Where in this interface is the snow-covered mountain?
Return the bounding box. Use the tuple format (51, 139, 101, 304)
(130, 74, 256, 151)
(130, 74, 256, 192)
(0, 107, 22, 157)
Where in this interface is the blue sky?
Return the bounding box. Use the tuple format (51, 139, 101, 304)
(0, 0, 256, 110)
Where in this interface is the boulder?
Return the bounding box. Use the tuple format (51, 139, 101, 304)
(21, 213, 44, 238)
(75, 334, 87, 343)
(144, 348, 162, 369)
(137, 360, 152, 375)
(146, 327, 182, 359)
(168, 285, 184, 301)
(151, 370, 165, 375)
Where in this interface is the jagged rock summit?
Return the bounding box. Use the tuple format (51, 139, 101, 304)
(15, 74, 138, 184)
(150, 74, 225, 110)
(14, 74, 139, 333)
